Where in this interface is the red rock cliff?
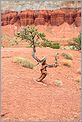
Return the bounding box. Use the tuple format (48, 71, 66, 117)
(1, 9, 81, 27)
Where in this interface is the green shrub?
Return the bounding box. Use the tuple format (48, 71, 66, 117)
(62, 53, 73, 60)
(50, 42, 60, 49)
(42, 40, 60, 49)
(13, 57, 35, 69)
(16, 26, 46, 47)
(69, 34, 81, 50)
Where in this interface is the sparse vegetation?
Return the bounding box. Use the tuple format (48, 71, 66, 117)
(10, 26, 60, 49)
(13, 56, 35, 69)
(9, 37, 22, 46)
(15, 26, 59, 82)
(62, 53, 73, 60)
(42, 39, 60, 49)
(62, 59, 72, 67)
(69, 34, 81, 50)
(54, 80, 63, 87)
(16, 26, 47, 47)
(61, 45, 77, 50)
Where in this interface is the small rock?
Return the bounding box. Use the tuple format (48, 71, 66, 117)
(54, 80, 63, 87)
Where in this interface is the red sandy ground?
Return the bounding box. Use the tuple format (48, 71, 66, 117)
(2, 23, 80, 47)
(1, 48, 80, 121)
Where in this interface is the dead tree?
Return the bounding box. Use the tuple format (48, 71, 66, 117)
(32, 38, 59, 82)
(16, 26, 59, 82)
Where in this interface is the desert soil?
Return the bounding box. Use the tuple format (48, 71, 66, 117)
(1, 47, 81, 121)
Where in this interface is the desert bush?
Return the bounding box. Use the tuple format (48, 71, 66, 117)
(13, 57, 35, 69)
(12, 26, 59, 82)
(69, 34, 81, 50)
(42, 39, 60, 49)
(50, 42, 60, 49)
(68, 45, 77, 50)
(62, 59, 72, 67)
(54, 80, 63, 87)
(13, 26, 60, 49)
(62, 53, 73, 60)
(16, 26, 46, 47)
(61, 46, 77, 50)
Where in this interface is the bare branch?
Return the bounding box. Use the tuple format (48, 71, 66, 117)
(32, 41, 47, 64)
(47, 53, 59, 68)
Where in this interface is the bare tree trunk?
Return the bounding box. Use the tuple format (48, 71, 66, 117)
(36, 60, 47, 82)
(32, 39, 59, 82)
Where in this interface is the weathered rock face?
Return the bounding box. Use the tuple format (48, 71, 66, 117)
(10, 16, 18, 25)
(1, 9, 81, 26)
(50, 10, 65, 26)
(18, 10, 34, 19)
(76, 10, 81, 17)
(74, 17, 81, 27)
(34, 10, 49, 25)
(20, 18, 34, 26)
(65, 11, 76, 24)
(1, 11, 18, 25)
(35, 18, 45, 25)
(1, 21, 8, 26)
(74, 10, 81, 27)
(17, 10, 34, 26)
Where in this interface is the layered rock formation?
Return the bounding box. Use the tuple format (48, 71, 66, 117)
(1, 8, 81, 27)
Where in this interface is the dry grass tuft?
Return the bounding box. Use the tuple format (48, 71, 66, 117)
(62, 53, 73, 60)
(62, 59, 72, 67)
(13, 56, 35, 69)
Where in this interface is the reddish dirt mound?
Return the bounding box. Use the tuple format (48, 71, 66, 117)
(1, 48, 80, 121)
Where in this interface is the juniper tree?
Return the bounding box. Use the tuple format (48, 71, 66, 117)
(16, 26, 59, 82)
